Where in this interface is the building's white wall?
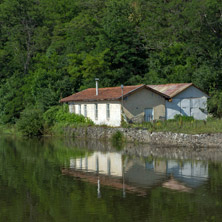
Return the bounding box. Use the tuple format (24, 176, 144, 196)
(166, 97, 208, 120)
(68, 101, 121, 127)
(166, 86, 208, 120)
(166, 96, 207, 120)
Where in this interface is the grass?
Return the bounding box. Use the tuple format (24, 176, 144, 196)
(0, 124, 21, 136)
(125, 118, 222, 134)
(2, 117, 222, 137)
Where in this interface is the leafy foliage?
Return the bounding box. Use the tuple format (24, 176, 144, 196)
(1, 0, 222, 123)
(43, 105, 61, 126)
(173, 114, 194, 122)
(208, 90, 222, 118)
(16, 106, 44, 137)
(54, 105, 94, 125)
(111, 130, 124, 150)
(17, 104, 94, 136)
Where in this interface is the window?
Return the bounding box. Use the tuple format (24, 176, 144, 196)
(69, 102, 75, 113)
(84, 105, 87, 117)
(79, 104, 81, 114)
(106, 104, 110, 119)
(95, 104, 98, 120)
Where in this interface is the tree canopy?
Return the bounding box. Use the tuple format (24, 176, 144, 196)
(1, 0, 222, 123)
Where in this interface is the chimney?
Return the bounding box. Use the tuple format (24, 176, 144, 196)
(95, 78, 99, 96)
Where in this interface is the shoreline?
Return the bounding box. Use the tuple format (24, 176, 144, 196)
(1, 124, 222, 148)
(64, 126, 222, 148)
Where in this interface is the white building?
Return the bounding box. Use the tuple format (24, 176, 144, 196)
(60, 84, 168, 126)
(60, 82, 209, 126)
(148, 83, 209, 120)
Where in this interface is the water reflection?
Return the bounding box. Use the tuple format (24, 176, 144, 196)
(1, 136, 222, 222)
(64, 151, 208, 195)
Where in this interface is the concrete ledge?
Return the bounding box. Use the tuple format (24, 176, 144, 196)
(64, 126, 222, 148)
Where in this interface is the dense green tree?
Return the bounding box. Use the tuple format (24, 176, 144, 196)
(208, 90, 222, 118)
(97, 0, 148, 85)
(0, 0, 222, 122)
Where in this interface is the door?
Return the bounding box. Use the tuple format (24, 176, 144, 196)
(145, 108, 154, 122)
(180, 99, 191, 116)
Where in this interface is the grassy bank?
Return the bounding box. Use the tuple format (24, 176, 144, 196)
(1, 118, 222, 138)
(127, 117, 222, 134)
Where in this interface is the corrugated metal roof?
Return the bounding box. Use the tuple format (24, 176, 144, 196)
(60, 85, 145, 102)
(148, 83, 193, 98)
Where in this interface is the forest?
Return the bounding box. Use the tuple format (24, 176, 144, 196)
(0, 0, 222, 125)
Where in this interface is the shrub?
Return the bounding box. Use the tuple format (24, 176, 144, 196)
(43, 105, 60, 126)
(44, 104, 94, 126)
(174, 114, 194, 121)
(16, 107, 44, 137)
(208, 90, 222, 118)
(111, 130, 124, 150)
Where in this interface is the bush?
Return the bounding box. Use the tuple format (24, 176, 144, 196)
(173, 114, 194, 121)
(111, 130, 124, 150)
(208, 90, 222, 118)
(16, 107, 44, 137)
(43, 106, 61, 126)
(44, 104, 94, 126)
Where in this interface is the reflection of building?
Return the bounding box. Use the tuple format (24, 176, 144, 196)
(64, 151, 209, 195)
(166, 160, 208, 188)
(70, 152, 123, 177)
(123, 158, 167, 188)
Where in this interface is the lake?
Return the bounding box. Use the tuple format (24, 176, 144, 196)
(0, 135, 222, 222)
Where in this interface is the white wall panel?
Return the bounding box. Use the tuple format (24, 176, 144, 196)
(166, 97, 208, 120)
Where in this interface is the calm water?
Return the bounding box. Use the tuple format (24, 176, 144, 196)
(0, 136, 222, 222)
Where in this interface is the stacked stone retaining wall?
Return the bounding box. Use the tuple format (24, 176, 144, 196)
(64, 126, 222, 148)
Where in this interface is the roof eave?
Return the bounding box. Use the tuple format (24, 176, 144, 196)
(60, 98, 121, 103)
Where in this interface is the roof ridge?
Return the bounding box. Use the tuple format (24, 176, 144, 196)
(86, 84, 144, 90)
(148, 83, 192, 86)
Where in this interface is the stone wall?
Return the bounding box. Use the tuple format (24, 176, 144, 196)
(64, 126, 222, 148)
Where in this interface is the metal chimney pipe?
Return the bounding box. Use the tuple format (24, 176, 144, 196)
(95, 78, 99, 96)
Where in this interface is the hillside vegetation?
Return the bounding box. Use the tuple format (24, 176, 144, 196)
(1, 0, 222, 125)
